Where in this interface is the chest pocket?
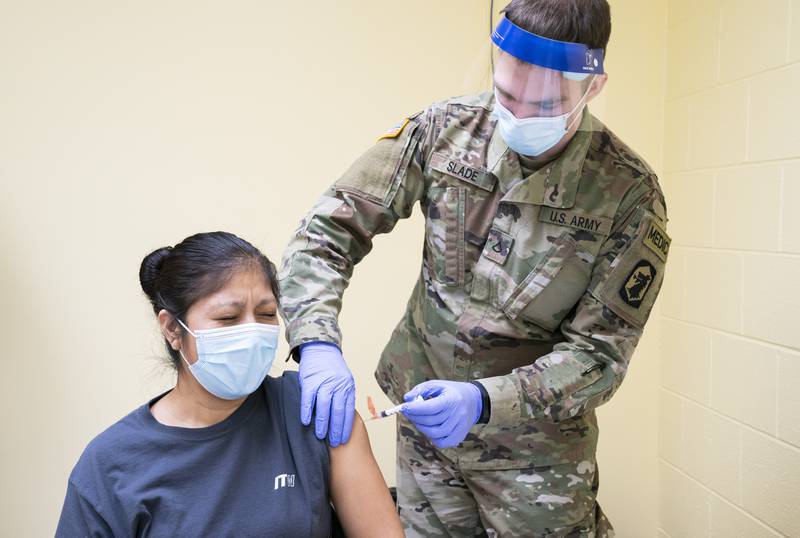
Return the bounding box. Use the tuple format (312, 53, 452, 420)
(493, 229, 594, 332)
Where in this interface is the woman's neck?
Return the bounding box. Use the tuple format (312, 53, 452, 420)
(150, 372, 246, 428)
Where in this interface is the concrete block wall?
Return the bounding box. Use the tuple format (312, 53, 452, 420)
(659, 1, 800, 536)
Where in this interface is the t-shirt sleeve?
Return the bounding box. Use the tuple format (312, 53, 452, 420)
(278, 371, 331, 466)
(55, 479, 114, 538)
(275, 372, 332, 536)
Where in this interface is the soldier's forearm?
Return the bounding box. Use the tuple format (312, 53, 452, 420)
(477, 336, 631, 425)
(286, 315, 343, 352)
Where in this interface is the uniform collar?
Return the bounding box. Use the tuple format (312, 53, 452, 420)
(487, 107, 600, 209)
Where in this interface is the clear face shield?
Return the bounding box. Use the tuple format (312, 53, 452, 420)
(492, 51, 596, 120)
(488, 16, 606, 156)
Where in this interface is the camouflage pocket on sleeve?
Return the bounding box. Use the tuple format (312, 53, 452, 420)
(592, 212, 670, 328)
(499, 230, 593, 333)
(334, 119, 421, 207)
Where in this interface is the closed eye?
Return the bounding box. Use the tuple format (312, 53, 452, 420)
(496, 88, 513, 101)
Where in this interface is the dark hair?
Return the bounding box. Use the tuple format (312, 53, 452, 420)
(139, 231, 279, 369)
(502, 0, 612, 52)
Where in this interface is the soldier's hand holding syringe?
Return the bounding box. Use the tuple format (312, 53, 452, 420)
(369, 380, 485, 449)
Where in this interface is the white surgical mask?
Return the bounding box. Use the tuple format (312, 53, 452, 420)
(492, 85, 591, 157)
(176, 319, 280, 400)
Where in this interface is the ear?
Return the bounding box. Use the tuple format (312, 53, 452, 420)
(587, 73, 608, 102)
(157, 309, 182, 350)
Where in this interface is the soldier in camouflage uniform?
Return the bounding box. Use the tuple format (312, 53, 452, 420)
(278, 1, 669, 536)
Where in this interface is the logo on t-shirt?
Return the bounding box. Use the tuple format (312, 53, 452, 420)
(274, 473, 296, 490)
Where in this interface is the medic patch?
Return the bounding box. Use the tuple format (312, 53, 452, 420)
(619, 260, 656, 308)
(643, 219, 671, 262)
(377, 118, 410, 141)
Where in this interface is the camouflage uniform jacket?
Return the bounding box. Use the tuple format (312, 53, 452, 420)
(278, 91, 670, 434)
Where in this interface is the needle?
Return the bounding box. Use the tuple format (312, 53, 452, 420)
(366, 395, 423, 420)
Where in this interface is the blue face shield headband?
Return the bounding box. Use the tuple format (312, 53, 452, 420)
(491, 16, 605, 78)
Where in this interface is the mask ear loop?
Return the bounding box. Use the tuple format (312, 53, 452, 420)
(564, 75, 597, 132)
(175, 317, 197, 338)
(179, 349, 194, 368)
(172, 315, 198, 367)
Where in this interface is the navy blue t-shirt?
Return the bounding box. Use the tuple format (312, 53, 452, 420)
(56, 372, 331, 537)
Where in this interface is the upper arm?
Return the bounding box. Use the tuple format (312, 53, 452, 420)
(289, 108, 433, 262)
(328, 413, 403, 538)
(276, 110, 436, 348)
(333, 109, 433, 215)
(587, 184, 670, 329)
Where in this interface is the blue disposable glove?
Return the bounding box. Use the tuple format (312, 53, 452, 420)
(298, 341, 355, 447)
(401, 380, 482, 449)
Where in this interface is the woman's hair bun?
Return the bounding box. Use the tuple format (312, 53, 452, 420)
(139, 246, 172, 303)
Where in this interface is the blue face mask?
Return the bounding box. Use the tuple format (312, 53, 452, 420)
(176, 319, 280, 400)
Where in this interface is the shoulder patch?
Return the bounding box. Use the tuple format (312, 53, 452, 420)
(619, 260, 657, 308)
(377, 118, 410, 142)
(642, 219, 670, 262)
(591, 211, 668, 328)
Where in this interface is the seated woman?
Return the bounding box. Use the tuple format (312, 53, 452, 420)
(56, 231, 402, 537)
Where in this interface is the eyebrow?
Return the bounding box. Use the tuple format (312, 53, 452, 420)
(494, 82, 566, 106)
(210, 298, 277, 309)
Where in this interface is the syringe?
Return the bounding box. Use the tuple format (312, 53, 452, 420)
(367, 395, 424, 420)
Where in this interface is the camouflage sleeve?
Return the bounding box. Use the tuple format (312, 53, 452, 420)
(277, 110, 435, 353)
(480, 181, 670, 425)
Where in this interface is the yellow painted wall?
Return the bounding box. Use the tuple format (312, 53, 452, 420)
(0, 2, 491, 535)
(658, 1, 800, 537)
